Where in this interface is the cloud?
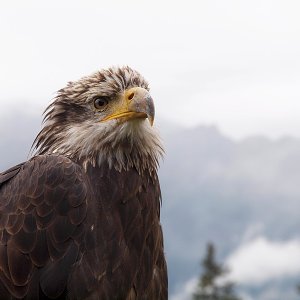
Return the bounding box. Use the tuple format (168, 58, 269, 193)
(226, 236, 300, 285)
(170, 236, 300, 300)
(1, 0, 300, 139)
(170, 277, 198, 300)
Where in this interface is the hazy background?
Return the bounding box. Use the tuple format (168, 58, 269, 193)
(1, 1, 300, 299)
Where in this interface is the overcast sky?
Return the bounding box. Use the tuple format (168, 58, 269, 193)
(1, 0, 300, 139)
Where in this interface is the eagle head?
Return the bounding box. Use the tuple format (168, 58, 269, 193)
(33, 66, 163, 173)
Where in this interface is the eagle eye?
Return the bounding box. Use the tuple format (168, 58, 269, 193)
(94, 97, 108, 110)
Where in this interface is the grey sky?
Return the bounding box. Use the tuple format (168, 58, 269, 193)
(1, 0, 300, 139)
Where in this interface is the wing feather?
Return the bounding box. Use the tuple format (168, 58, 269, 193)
(7, 240, 33, 286)
(0, 155, 89, 299)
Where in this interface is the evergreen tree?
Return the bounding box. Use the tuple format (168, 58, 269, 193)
(193, 243, 241, 300)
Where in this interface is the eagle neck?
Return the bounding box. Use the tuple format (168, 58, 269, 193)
(33, 120, 164, 176)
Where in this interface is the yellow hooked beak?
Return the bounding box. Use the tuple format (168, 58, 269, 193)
(101, 87, 155, 126)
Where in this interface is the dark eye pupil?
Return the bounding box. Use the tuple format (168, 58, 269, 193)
(97, 99, 105, 106)
(94, 98, 108, 109)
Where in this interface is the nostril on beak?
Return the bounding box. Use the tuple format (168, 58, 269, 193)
(128, 92, 135, 101)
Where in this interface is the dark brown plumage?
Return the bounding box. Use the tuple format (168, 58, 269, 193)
(0, 66, 167, 299)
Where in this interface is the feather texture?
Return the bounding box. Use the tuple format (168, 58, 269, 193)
(0, 155, 167, 299)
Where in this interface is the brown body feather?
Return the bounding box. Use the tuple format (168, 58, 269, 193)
(0, 155, 167, 299)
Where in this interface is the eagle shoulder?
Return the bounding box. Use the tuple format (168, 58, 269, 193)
(0, 162, 24, 187)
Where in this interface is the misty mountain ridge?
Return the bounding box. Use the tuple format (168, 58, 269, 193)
(159, 124, 300, 299)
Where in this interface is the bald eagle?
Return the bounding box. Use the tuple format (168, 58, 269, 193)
(0, 66, 167, 299)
